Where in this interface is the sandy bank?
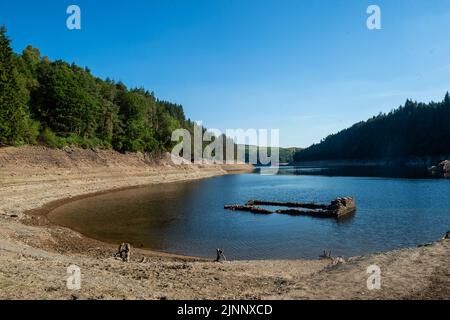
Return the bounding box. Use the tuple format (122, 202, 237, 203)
(0, 146, 448, 300)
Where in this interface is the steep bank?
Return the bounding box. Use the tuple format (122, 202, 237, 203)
(0, 146, 448, 299)
(0, 146, 252, 218)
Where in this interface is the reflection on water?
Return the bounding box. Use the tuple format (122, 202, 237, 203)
(48, 167, 450, 260)
(256, 165, 433, 179)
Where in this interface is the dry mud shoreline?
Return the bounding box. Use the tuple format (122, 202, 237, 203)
(0, 146, 449, 300)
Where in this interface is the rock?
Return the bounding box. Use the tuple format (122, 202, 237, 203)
(418, 243, 433, 247)
(443, 231, 450, 240)
(332, 257, 346, 265)
(429, 160, 450, 177)
(328, 197, 356, 218)
(116, 243, 131, 262)
(440, 160, 449, 172)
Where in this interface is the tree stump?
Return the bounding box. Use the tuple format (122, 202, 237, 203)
(116, 243, 131, 262)
(215, 249, 226, 262)
(320, 250, 332, 259)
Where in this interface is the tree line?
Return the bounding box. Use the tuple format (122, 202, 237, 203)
(242, 145, 301, 164)
(0, 26, 196, 152)
(294, 93, 450, 161)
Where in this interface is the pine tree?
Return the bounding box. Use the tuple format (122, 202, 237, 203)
(0, 26, 32, 145)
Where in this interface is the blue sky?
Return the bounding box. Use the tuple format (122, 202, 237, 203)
(1, 0, 450, 147)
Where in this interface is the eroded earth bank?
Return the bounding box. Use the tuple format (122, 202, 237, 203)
(0, 146, 448, 299)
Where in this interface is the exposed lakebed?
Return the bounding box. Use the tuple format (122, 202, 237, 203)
(48, 167, 450, 259)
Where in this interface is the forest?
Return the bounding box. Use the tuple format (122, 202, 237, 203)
(0, 26, 193, 152)
(5, 24, 447, 165)
(294, 93, 450, 161)
(242, 145, 301, 165)
(0, 27, 301, 164)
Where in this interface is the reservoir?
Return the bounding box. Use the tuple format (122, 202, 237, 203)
(48, 167, 450, 259)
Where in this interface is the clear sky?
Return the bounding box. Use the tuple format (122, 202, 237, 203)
(1, 0, 450, 147)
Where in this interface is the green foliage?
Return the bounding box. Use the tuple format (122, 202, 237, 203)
(31, 60, 100, 137)
(38, 127, 61, 148)
(294, 95, 450, 161)
(0, 27, 195, 153)
(22, 118, 40, 145)
(0, 26, 38, 146)
(243, 145, 302, 164)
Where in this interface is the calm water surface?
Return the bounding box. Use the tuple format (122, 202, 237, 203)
(49, 167, 450, 259)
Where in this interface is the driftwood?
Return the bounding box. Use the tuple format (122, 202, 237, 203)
(225, 197, 356, 219)
(319, 250, 332, 259)
(216, 249, 227, 262)
(319, 250, 345, 265)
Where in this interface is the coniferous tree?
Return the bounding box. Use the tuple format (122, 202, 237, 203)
(0, 26, 37, 145)
(294, 93, 450, 161)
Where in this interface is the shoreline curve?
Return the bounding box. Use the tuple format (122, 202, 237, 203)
(1, 146, 448, 299)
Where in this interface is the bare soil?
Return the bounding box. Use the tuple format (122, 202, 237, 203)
(0, 146, 448, 300)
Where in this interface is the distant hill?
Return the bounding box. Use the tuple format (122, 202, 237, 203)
(294, 93, 450, 162)
(239, 145, 302, 165)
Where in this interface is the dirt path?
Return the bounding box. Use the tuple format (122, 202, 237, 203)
(0, 146, 448, 300)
